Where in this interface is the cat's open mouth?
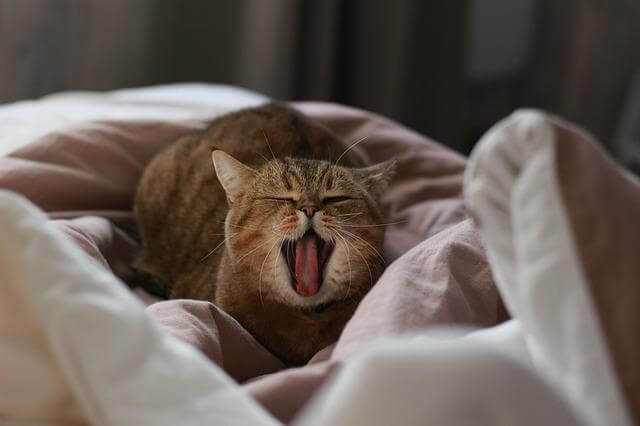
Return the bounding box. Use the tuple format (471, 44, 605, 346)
(283, 230, 334, 297)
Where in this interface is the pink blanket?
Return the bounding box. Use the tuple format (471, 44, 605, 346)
(0, 102, 505, 422)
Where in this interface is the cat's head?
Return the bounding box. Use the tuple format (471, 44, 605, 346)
(212, 150, 395, 309)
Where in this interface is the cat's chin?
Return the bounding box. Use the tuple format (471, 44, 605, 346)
(284, 288, 335, 309)
(277, 279, 355, 314)
(278, 268, 340, 311)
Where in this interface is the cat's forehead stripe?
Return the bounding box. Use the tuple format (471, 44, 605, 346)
(325, 172, 334, 190)
(301, 162, 331, 190)
(280, 166, 293, 190)
(265, 158, 354, 193)
(319, 162, 333, 184)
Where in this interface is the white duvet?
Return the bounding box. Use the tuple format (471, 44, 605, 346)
(0, 85, 629, 426)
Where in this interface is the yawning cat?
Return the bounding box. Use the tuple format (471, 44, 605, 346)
(134, 104, 394, 365)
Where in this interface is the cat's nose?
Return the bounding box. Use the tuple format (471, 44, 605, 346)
(300, 205, 318, 218)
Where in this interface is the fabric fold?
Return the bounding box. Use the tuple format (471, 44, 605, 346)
(0, 190, 278, 426)
(464, 109, 633, 426)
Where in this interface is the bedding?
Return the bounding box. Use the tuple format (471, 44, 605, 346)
(0, 83, 267, 156)
(0, 189, 579, 426)
(465, 110, 639, 426)
(0, 190, 279, 426)
(0, 85, 636, 425)
(0, 88, 505, 423)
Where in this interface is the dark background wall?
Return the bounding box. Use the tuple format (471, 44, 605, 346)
(1, 0, 639, 159)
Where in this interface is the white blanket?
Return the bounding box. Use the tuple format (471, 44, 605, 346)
(0, 83, 267, 156)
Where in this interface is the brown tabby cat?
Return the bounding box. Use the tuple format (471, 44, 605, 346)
(134, 103, 394, 365)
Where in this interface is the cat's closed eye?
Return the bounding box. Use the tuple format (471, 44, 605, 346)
(261, 197, 296, 203)
(322, 195, 352, 204)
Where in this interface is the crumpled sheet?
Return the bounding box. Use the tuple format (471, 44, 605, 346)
(0, 189, 579, 426)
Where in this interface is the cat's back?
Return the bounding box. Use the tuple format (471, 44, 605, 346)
(203, 103, 361, 167)
(141, 103, 362, 182)
(133, 129, 224, 294)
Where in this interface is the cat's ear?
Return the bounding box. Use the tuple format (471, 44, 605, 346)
(211, 150, 256, 204)
(353, 160, 397, 198)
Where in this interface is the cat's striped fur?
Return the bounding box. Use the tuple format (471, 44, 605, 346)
(134, 104, 394, 364)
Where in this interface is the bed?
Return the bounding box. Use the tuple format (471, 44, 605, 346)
(0, 84, 637, 426)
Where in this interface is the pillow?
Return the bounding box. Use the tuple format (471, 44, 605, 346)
(465, 109, 639, 426)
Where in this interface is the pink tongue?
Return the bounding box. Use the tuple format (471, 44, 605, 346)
(294, 234, 319, 297)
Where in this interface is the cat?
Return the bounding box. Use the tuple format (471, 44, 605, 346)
(134, 103, 395, 365)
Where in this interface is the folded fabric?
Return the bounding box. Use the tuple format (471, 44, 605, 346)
(465, 109, 638, 426)
(295, 328, 581, 426)
(0, 190, 278, 426)
(146, 300, 284, 382)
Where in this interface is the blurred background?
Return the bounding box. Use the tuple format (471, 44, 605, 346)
(1, 0, 640, 167)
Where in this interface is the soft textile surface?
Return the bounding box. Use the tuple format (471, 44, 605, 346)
(0, 91, 505, 422)
(0, 190, 579, 426)
(295, 327, 580, 426)
(146, 300, 285, 383)
(465, 110, 637, 426)
(0, 83, 267, 156)
(2, 85, 626, 425)
(0, 190, 279, 426)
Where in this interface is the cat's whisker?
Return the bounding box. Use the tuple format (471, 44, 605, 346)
(258, 236, 282, 308)
(200, 233, 239, 262)
(339, 220, 409, 228)
(339, 230, 374, 289)
(339, 229, 385, 266)
(351, 243, 374, 288)
(335, 134, 370, 166)
(271, 230, 286, 238)
(261, 128, 277, 161)
(324, 226, 340, 238)
(337, 212, 363, 217)
(218, 221, 262, 231)
(235, 235, 279, 264)
(272, 218, 295, 238)
(334, 213, 363, 223)
(352, 241, 385, 268)
(335, 233, 353, 299)
(270, 222, 285, 235)
(255, 151, 271, 163)
(333, 216, 362, 225)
